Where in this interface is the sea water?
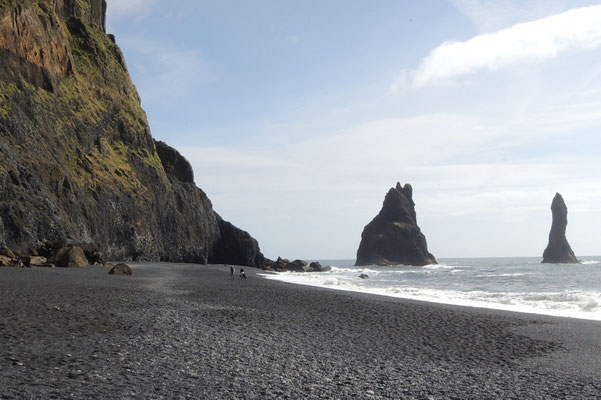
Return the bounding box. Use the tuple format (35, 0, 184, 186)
(260, 257, 601, 321)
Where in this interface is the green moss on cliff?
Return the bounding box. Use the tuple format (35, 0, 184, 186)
(68, 138, 150, 202)
(135, 149, 163, 171)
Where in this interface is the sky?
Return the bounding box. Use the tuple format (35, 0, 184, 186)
(106, 0, 601, 260)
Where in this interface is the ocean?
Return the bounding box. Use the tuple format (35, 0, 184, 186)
(260, 257, 601, 321)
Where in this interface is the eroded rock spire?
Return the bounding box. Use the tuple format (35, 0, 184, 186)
(542, 193, 579, 264)
(355, 182, 436, 266)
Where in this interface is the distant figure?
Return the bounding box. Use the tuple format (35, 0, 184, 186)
(229, 265, 235, 279)
(239, 268, 247, 279)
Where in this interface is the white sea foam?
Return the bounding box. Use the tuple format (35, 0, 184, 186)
(259, 257, 601, 321)
(422, 264, 454, 270)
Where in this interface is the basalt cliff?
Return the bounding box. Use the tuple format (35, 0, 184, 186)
(542, 193, 579, 264)
(356, 182, 436, 266)
(0, 0, 264, 266)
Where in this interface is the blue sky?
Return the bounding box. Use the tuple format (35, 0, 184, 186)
(107, 0, 601, 260)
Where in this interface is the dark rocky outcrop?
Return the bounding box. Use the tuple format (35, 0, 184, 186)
(208, 214, 264, 268)
(307, 261, 331, 272)
(542, 193, 580, 264)
(356, 182, 436, 266)
(109, 263, 132, 276)
(266, 257, 331, 272)
(0, 1, 263, 266)
(154, 140, 195, 183)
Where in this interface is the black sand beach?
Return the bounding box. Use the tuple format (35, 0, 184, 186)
(1, 264, 601, 399)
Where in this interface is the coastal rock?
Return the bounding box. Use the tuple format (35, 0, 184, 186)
(356, 182, 436, 266)
(288, 259, 307, 272)
(208, 214, 265, 268)
(359, 273, 369, 279)
(55, 246, 89, 268)
(0, 1, 263, 266)
(273, 257, 289, 271)
(309, 261, 322, 271)
(109, 263, 132, 276)
(542, 193, 580, 264)
(307, 261, 332, 272)
(24, 256, 48, 267)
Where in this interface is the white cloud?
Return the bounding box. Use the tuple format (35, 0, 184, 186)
(449, 0, 574, 32)
(409, 5, 601, 87)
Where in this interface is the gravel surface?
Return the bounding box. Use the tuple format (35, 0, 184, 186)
(1, 263, 601, 399)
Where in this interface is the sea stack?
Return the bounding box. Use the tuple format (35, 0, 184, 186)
(542, 193, 579, 264)
(356, 183, 436, 266)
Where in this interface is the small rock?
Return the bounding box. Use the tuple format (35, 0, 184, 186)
(109, 263, 133, 276)
(359, 273, 369, 279)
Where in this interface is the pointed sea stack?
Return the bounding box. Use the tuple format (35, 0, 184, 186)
(542, 193, 580, 264)
(355, 183, 436, 266)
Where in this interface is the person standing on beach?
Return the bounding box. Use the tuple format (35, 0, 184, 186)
(239, 268, 247, 279)
(229, 265, 235, 279)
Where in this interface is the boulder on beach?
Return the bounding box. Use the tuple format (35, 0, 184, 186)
(55, 246, 89, 268)
(356, 182, 436, 266)
(24, 256, 48, 267)
(542, 193, 580, 264)
(109, 263, 133, 276)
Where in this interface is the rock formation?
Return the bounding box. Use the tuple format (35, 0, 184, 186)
(542, 193, 580, 264)
(209, 215, 264, 268)
(0, 0, 263, 267)
(356, 182, 436, 266)
(263, 257, 331, 272)
(109, 263, 132, 276)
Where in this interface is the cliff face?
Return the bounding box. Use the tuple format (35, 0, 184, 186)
(0, 0, 263, 266)
(356, 182, 436, 266)
(542, 193, 579, 264)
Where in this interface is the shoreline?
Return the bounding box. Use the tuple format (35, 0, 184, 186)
(263, 257, 601, 323)
(2, 263, 601, 398)
(261, 270, 601, 323)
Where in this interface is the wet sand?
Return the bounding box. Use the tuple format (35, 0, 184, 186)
(1, 263, 601, 399)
